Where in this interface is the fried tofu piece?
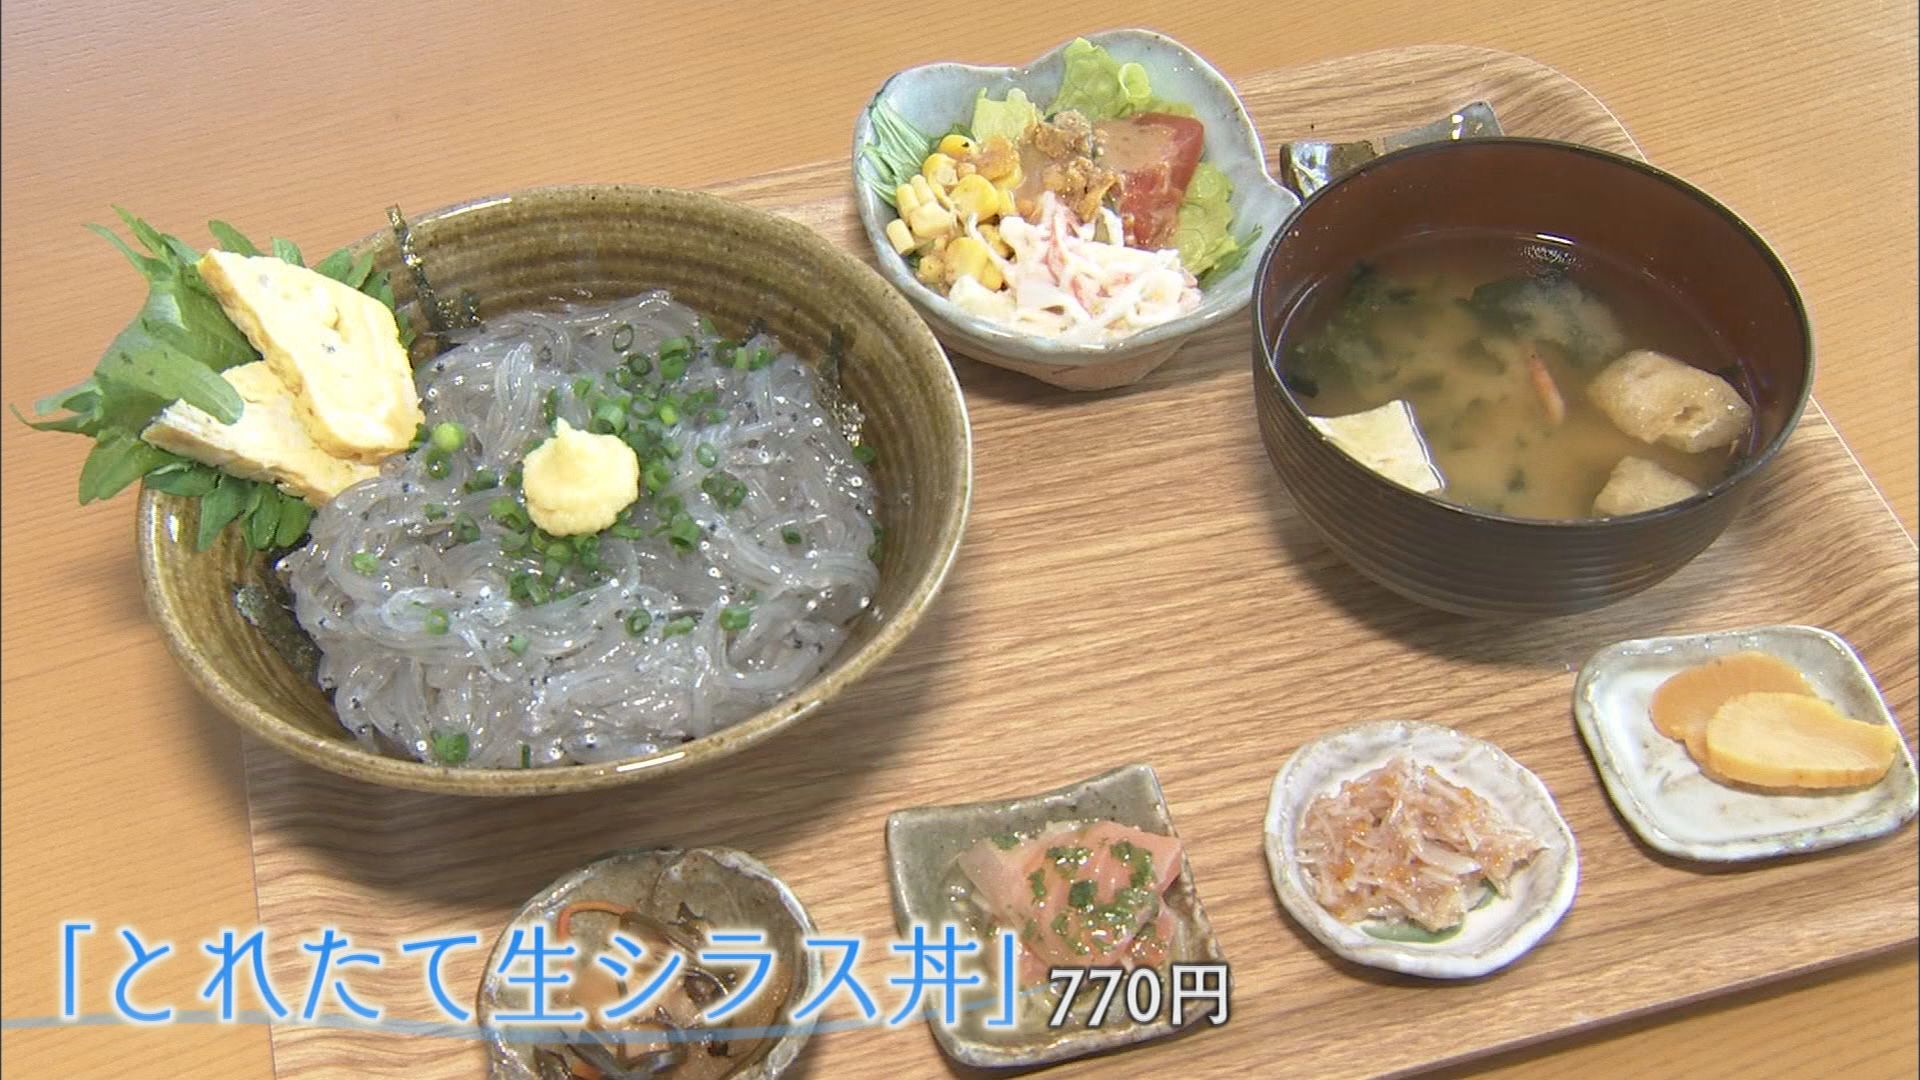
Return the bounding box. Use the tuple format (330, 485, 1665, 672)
(142, 362, 378, 503)
(1591, 456, 1703, 516)
(1587, 349, 1752, 453)
(197, 250, 422, 463)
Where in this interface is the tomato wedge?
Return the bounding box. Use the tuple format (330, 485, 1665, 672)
(1094, 113, 1206, 250)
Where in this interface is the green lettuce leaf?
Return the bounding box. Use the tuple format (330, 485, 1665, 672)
(970, 87, 1040, 144)
(1173, 163, 1264, 284)
(1049, 38, 1153, 121)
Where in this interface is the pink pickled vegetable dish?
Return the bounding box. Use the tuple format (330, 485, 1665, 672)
(956, 821, 1183, 982)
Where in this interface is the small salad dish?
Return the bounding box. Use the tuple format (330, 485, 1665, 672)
(852, 29, 1298, 390)
(884, 763, 1226, 1068)
(478, 846, 821, 1080)
(1574, 625, 1919, 863)
(1264, 721, 1579, 979)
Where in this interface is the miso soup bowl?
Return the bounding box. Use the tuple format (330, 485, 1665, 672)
(1252, 139, 1812, 619)
(139, 186, 972, 795)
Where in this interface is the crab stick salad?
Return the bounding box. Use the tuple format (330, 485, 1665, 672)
(861, 39, 1259, 344)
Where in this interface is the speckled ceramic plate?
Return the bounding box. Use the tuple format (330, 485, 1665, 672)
(851, 29, 1299, 390)
(1574, 625, 1919, 863)
(478, 846, 820, 1079)
(1263, 721, 1579, 979)
(884, 764, 1226, 1068)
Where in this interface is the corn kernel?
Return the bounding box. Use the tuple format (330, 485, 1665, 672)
(977, 260, 1004, 291)
(921, 153, 958, 187)
(996, 187, 1016, 219)
(907, 202, 956, 240)
(980, 224, 1011, 258)
(944, 235, 990, 283)
(895, 183, 919, 216)
(915, 252, 945, 285)
(885, 218, 916, 255)
(938, 133, 976, 158)
(908, 174, 939, 210)
(948, 174, 1001, 223)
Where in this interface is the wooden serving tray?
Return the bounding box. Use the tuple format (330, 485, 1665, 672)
(242, 46, 1918, 1078)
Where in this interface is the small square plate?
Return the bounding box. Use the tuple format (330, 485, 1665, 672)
(884, 764, 1225, 1068)
(1574, 625, 1919, 862)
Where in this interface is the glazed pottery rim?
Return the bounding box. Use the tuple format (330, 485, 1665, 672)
(851, 26, 1288, 365)
(136, 183, 974, 796)
(1253, 135, 1815, 530)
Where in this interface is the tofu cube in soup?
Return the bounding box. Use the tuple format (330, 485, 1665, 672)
(1587, 349, 1752, 453)
(1591, 456, 1703, 516)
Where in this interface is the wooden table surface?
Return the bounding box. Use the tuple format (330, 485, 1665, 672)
(2, 2, 1914, 1077)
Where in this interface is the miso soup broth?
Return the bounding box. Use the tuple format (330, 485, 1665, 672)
(1278, 230, 1752, 520)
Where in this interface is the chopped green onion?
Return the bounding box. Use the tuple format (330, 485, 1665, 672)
(350, 551, 379, 575)
(696, 443, 718, 468)
(666, 511, 700, 552)
(428, 729, 469, 764)
(644, 460, 673, 492)
(424, 608, 450, 635)
(656, 401, 680, 426)
(748, 346, 774, 371)
(782, 527, 803, 545)
(611, 366, 637, 390)
(609, 523, 644, 540)
(489, 497, 524, 523)
(520, 743, 533, 768)
(853, 442, 878, 465)
(701, 470, 748, 510)
(590, 402, 626, 434)
(661, 614, 697, 637)
(424, 503, 449, 521)
(572, 376, 594, 398)
(703, 408, 726, 425)
(610, 323, 635, 352)
(624, 610, 651, 637)
(574, 533, 601, 570)
(506, 466, 523, 488)
(500, 529, 530, 553)
(430, 422, 466, 453)
(545, 539, 573, 561)
(425, 452, 450, 479)
(719, 605, 752, 632)
(659, 335, 692, 362)
(628, 353, 653, 377)
(543, 388, 561, 425)
(465, 467, 499, 492)
(527, 577, 551, 604)
(453, 513, 481, 544)
(507, 633, 530, 656)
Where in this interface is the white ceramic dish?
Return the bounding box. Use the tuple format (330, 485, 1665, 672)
(850, 28, 1299, 390)
(1573, 625, 1919, 863)
(1263, 720, 1579, 979)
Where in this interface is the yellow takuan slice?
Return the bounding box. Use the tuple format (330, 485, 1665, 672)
(1703, 692, 1901, 790)
(1649, 651, 1816, 744)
